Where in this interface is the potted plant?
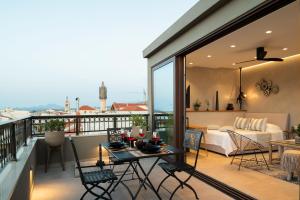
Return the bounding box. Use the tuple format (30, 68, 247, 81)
(44, 119, 65, 147)
(130, 115, 147, 138)
(295, 124, 300, 144)
(193, 99, 201, 111)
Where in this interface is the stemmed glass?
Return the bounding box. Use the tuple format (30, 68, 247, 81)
(152, 131, 160, 145)
(138, 128, 145, 139)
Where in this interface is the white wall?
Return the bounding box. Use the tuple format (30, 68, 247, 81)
(243, 54, 300, 128)
(186, 67, 238, 111)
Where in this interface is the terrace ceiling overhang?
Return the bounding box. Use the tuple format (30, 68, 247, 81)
(143, 0, 295, 67)
(143, 0, 227, 58)
(186, 1, 300, 69)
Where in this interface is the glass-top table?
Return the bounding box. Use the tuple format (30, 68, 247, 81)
(269, 139, 300, 164)
(100, 142, 182, 200)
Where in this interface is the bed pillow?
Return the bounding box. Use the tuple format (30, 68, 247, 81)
(247, 118, 268, 132)
(219, 126, 235, 132)
(207, 125, 220, 130)
(266, 123, 282, 132)
(233, 117, 250, 129)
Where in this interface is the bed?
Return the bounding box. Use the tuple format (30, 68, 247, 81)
(189, 112, 289, 156)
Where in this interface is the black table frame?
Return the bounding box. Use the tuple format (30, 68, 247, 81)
(102, 143, 181, 200)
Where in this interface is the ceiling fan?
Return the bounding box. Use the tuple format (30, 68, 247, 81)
(236, 47, 284, 64)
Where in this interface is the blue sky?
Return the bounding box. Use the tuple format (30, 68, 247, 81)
(0, 0, 198, 108)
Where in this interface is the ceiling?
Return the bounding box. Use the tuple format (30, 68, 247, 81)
(186, 1, 300, 69)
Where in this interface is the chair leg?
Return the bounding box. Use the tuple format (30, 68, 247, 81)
(80, 189, 89, 200)
(44, 145, 47, 172)
(169, 184, 182, 200)
(130, 162, 147, 190)
(260, 149, 270, 170)
(157, 174, 171, 193)
(60, 145, 65, 171)
(183, 182, 199, 199)
(254, 151, 259, 164)
(238, 154, 244, 170)
(45, 145, 51, 173)
(230, 149, 239, 164)
(83, 184, 111, 200)
(95, 183, 114, 200)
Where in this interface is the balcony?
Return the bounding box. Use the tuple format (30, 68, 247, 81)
(1, 114, 231, 200)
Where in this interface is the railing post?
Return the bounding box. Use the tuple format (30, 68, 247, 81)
(113, 116, 117, 131)
(29, 118, 33, 138)
(10, 123, 17, 161)
(75, 117, 80, 135)
(145, 115, 149, 131)
(23, 120, 27, 146)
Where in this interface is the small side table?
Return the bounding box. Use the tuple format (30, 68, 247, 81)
(269, 139, 300, 164)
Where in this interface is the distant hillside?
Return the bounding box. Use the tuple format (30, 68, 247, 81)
(15, 104, 64, 112)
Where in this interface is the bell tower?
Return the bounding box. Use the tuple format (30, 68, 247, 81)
(64, 96, 70, 113)
(99, 81, 107, 112)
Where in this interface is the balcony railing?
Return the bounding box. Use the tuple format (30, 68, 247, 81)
(0, 113, 171, 171)
(31, 114, 149, 136)
(0, 117, 32, 170)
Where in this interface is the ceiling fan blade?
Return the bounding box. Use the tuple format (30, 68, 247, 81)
(257, 47, 267, 60)
(235, 59, 256, 64)
(262, 58, 284, 61)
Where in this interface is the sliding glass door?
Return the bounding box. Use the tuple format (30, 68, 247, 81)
(152, 59, 175, 146)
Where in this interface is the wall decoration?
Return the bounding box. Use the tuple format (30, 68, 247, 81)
(236, 67, 246, 110)
(193, 99, 201, 111)
(226, 103, 234, 110)
(186, 85, 190, 108)
(256, 78, 279, 96)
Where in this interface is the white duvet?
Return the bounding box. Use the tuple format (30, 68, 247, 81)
(205, 129, 284, 156)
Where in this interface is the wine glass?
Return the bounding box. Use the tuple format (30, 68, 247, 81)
(139, 128, 145, 139)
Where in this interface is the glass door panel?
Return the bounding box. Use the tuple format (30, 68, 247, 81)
(152, 61, 175, 146)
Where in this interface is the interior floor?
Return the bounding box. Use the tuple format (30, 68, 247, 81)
(186, 150, 298, 200)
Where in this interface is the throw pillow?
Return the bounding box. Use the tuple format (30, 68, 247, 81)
(248, 118, 268, 131)
(233, 117, 250, 129)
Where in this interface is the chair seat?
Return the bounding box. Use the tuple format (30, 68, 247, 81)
(158, 162, 193, 173)
(109, 156, 125, 165)
(83, 169, 117, 184)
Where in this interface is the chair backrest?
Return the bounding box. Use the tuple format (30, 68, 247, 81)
(184, 130, 203, 168)
(227, 130, 264, 152)
(69, 137, 84, 183)
(107, 127, 132, 143)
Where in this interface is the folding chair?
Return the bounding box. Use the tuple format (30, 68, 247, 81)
(69, 137, 117, 200)
(157, 129, 203, 199)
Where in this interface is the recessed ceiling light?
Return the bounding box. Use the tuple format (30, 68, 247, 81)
(282, 47, 288, 51)
(230, 45, 236, 48)
(265, 30, 272, 34)
(207, 55, 212, 58)
(189, 62, 193, 65)
(232, 63, 236, 66)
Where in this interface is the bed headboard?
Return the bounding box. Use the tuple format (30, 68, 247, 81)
(245, 113, 289, 131)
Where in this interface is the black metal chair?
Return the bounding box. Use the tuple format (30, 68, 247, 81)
(106, 128, 132, 165)
(106, 127, 134, 167)
(157, 129, 203, 199)
(227, 130, 270, 170)
(69, 137, 117, 200)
